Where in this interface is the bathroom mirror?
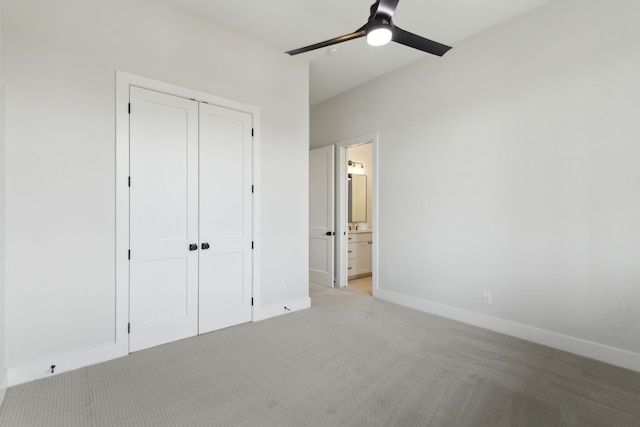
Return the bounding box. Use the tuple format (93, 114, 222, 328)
(348, 174, 367, 223)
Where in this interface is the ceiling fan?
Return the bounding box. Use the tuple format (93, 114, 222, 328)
(286, 0, 452, 57)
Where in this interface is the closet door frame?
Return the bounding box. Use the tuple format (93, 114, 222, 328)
(115, 71, 261, 354)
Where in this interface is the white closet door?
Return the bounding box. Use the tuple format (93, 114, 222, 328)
(198, 103, 253, 334)
(129, 87, 199, 352)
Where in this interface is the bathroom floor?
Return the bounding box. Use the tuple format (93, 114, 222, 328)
(348, 275, 372, 295)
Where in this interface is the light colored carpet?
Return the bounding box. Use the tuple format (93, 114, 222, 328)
(1, 284, 639, 426)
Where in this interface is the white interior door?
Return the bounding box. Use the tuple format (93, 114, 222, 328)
(309, 146, 335, 287)
(198, 103, 253, 334)
(129, 87, 199, 352)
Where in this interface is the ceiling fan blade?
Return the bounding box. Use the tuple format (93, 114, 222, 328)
(392, 26, 452, 57)
(286, 31, 366, 56)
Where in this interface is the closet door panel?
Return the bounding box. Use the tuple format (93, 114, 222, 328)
(129, 87, 199, 352)
(199, 104, 253, 334)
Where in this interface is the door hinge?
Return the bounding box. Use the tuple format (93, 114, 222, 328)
(251, 128, 254, 137)
(128, 103, 131, 114)
(128, 176, 131, 187)
(128, 250, 130, 260)
(251, 185, 254, 193)
(251, 298, 254, 306)
(251, 241, 254, 250)
(128, 323, 130, 334)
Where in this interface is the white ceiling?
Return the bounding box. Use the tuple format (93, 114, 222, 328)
(165, 0, 552, 105)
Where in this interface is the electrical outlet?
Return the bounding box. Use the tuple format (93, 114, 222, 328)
(482, 292, 492, 305)
(280, 281, 286, 292)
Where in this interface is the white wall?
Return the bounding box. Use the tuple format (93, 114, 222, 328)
(312, 0, 640, 370)
(0, 0, 7, 397)
(4, 0, 309, 373)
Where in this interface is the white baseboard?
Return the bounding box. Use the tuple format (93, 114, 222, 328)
(376, 289, 640, 373)
(6, 297, 312, 387)
(253, 296, 311, 322)
(8, 343, 126, 387)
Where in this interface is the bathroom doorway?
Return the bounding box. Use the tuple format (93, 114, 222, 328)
(335, 133, 377, 296)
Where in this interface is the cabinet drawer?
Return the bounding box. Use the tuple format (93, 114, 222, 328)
(347, 242, 356, 260)
(347, 258, 356, 276)
(355, 232, 372, 243)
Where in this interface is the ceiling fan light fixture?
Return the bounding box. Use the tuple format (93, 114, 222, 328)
(366, 26, 392, 46)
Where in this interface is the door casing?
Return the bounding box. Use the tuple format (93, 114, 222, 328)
(334, 133, 378, 291)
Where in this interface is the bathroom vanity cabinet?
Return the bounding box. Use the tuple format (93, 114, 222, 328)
(347, 231, 372, 278)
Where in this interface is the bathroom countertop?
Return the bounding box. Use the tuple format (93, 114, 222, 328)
(348, 229, 372, 234)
